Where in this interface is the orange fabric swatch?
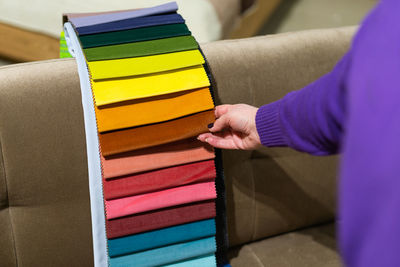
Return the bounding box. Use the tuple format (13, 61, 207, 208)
(101, 138, 215, 179)
(95, 88, 214, 132)
(99, 110, 215, 156)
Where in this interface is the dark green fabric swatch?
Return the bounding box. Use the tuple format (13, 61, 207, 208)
(84, 35, 198, 61)
(79, 23, 191, 49)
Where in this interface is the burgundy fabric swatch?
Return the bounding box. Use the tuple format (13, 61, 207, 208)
(106, 201, 216, 239)
(105, 181, 216, 219)
(103, 160, 216, 200)
(101, 138, 215, 179)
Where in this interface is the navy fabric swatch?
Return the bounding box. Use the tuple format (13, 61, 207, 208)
(76, 13, 185, 35)
(108, 219, 216, 257)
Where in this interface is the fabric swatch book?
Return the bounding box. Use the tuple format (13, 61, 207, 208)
(62, 2, 229, 266)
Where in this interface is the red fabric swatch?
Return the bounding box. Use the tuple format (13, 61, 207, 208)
(105, 181, 216, 219)
(106, 201, 216, 239)
(101, 138, 214, 179)
(103, 160, 216, 200)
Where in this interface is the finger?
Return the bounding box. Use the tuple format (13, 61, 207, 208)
(209, 114, 230, 133)
(203, 135, 238, 150)
(197, 133, 213, 142)
(214, 104, 231, 118)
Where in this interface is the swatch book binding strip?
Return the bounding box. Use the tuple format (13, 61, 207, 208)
(62, 2, 229, 267)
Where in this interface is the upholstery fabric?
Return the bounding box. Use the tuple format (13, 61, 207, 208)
(229, 223, 340, 267)
(108, 219, 216, 257)
(0, 59, 94, 266)
(68, 2, 177, 27)
(76, 13, 185, 35)
(103, 160, 216, 199)
(80, 24, 191, 48)
(164, 255, 216, 267)
(99, 110, 215, 156)
(92, 66, 210, 106)
(109, 236, 216, 267)
(106, 201, 216, 238)
(0, 27, 356, 266)
(106, 181, 216, 219)
(88, 49, 204, 80)
(84, 36, 198, 61)
(101, 138, 215, 178)
(95, 88, 214, 132)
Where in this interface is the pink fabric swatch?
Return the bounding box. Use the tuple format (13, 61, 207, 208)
(105, 182, 216, 220)
(101, 138, 215, 179)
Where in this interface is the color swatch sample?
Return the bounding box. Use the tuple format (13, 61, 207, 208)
(63, 2, 228, 266)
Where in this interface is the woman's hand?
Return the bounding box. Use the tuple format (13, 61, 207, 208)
(197, 104, 262, 150)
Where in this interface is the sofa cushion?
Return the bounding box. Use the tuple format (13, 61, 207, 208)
(229, 223, 341, 266)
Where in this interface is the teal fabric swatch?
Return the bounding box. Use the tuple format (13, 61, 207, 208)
(162, 254, 216, 267)
(84, 35, 198, 61)
(80, 23, 191, 49)
(108, 219, 216, 257)
(109, 237, 216, 267)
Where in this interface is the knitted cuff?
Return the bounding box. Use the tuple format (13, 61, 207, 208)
(255, 100, 287, 147)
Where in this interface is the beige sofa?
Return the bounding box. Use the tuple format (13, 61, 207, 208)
(0, 26, 355, 266)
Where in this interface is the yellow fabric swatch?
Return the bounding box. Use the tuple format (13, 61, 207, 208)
(95, 88, 214, 132)
(88, 49, 205, 80)
(92, 65, 210, 106)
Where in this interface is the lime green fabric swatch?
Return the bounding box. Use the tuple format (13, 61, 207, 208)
(84, 36, 198, 61)
(60, 31, 72, 58)
(80, 23, 191, 49)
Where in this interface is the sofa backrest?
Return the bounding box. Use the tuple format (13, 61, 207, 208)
(0, 27, 355, 266)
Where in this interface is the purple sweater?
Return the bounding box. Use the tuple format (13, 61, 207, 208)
(255, 0, 400, 266)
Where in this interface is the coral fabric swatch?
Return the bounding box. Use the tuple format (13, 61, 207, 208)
(106, 200, 216, 239)
(84, 36, 198, 61)
(101, 138, 215, 179)
(103, 160, 216, 200)
(109, 237, 216, 267)
(80, 23, 191, 48)
(106, 181, 216, 219)
(76, 13, 185, 35)
(92, 66, 210, 106)
(95, 88, 214, 132)
(108, 219, 216, 257)
(88, 49, 204, 80)
(68, 2, 178, 28)
(99, 110, 215, 156)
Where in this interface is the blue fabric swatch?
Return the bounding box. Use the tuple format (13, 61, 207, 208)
(109, 237, 216, 267)
(76, 13, 185, 35)
(108, 219, 216, 257)
(162, 254, 216, 267)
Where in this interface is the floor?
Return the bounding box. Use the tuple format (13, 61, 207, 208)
(0, 0, 378, 66)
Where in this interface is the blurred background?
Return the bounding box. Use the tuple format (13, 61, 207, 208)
(0, 0, 377, 67)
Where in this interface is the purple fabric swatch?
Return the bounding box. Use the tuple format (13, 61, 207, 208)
(69, 2, 178, 28)
(75, 13, 184, 36)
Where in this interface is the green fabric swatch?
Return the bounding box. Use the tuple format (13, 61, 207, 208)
(79, 23, 191, 49)
(84, 35, 198, 61)
(60, 31, 72, 58)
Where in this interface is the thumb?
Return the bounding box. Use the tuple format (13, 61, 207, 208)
(209, 114, 230, 133)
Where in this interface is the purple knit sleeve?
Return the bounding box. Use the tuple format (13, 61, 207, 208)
(255, 52, 351, 155)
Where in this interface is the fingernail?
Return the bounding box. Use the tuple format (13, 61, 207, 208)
(207, 123, 214, 129)
(205, 138, 209, 143)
